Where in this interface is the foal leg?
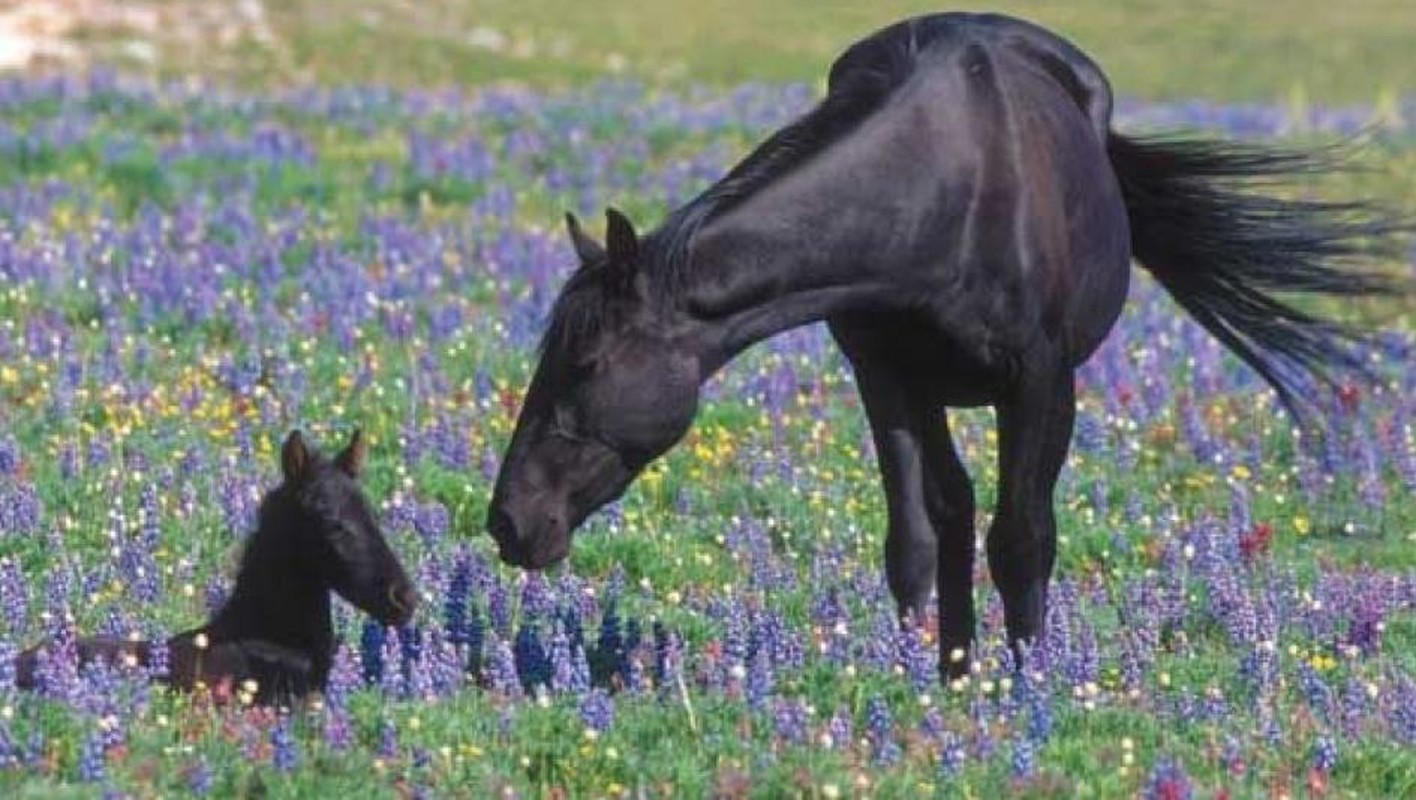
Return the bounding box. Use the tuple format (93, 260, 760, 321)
(987, 363, 1075, 662)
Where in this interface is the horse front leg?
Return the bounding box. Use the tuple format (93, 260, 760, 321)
(830, 320, 979, 681)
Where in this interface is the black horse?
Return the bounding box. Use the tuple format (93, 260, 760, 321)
(488, 13, 1403, 676)
(18, 429, 418, 704)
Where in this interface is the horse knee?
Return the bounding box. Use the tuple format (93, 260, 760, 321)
(986, 514, 1054, 582)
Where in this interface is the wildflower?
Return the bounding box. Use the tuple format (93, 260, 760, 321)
(272, 717, 298, 772)
(77, 729, 106, 782)
(187, 756, 213, 795)
(579, 689, 615, 734)
(866, 696, 900, 765)
(1143, 757, 1192, 800)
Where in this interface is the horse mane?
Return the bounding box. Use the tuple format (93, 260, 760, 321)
(541, 21, 929, 355)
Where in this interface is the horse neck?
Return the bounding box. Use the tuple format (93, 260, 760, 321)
(206, 533, 333, 659)
(672, 192, 918, 374)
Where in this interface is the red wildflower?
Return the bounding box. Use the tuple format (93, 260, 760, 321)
(1307, 767, 1330, 796)
(1338, 382, 1360, 413)
(1239, 523, 1274, 562)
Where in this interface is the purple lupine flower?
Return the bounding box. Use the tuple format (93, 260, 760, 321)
(919, 707, 945, 743)
(579, 689, 615, 733)
(426, 629, 464, 696)
(0, 437, 18, 476)
(514, 623, 549, 692)
(480, 446, 500, 482)
(412, 502, 449, 548)
(1339, 678, 1367, 738)
(327, 644, 361, 707)
(1386, 675, 1416, 744)
(444, 556, 471, 645)
(1297, 663, 1333, 722)
(406, 631, 436, 701)
(1011, 735, 1036, 779)
(140, 633, 169, 681)
(772, 698, 809, 746)
(898, 617, 935, 691)
(272, 717, 298, 772)
(0, 558, 27, 634)
(866, 696, 900, 765)
(0, 640, 15, 690)
(1313, 735, 1338, 774)
(324, 706, 353, 751)
(36, 625, 80, 701)
(379, 719, 399, 759)
(722, 602, 748, 684)
(570, 643, 592, 695)
(825, 706, 852, 750)
(187, 755, 213, 795)
(746, 646, 773, 710)
(77, 728, 106, 782)
(1143, 757, 1193, 800)
(939, 731, 967, 776)
(1027, 683, 1053, 745)
(488, 579, 512, 637)
(486, 635, 523, 699)
(548, 623, 574, 694)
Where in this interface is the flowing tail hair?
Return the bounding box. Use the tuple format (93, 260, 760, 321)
(1107, 133, 1409, 421)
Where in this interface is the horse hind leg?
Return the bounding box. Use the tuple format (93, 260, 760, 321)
(987, 359, 1075, 666)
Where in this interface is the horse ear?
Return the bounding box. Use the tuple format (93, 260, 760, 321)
(604, 207, 640, 269)
(281, 430, 311, 483)
(565, 212, 605, 266)
(335, 429, 367, 478)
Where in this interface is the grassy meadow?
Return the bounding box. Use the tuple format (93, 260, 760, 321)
(0, 1, 1415, 797)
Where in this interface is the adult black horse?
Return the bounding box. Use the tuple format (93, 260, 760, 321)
(487, 13, 1402, 676)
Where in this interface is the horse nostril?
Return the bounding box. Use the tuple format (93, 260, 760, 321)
(389, 582, 418, 615)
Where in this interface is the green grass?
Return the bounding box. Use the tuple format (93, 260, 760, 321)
(82, 0, 1414, 102)
(1, 5, 1415, 795)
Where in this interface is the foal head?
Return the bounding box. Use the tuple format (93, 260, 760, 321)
(248, 429, 418, 627)
(488, 210, 701, 569)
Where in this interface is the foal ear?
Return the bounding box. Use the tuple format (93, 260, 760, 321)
(281, 430, 311, 483)
(335, 429, 367, 478)
(565, 212, 605, 266)
(604, 207, 640, 268)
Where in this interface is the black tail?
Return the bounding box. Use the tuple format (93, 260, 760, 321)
(1108, 133, 1407, 419)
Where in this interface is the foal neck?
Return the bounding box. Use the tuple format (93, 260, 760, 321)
(205, 521, 332, 654)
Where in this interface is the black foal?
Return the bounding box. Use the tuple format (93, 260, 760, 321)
(17, 429, 418, 705)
